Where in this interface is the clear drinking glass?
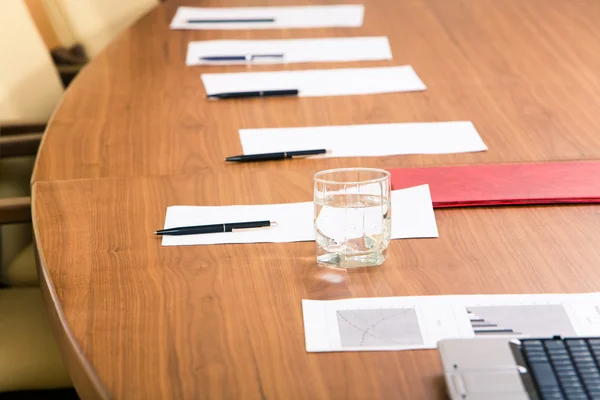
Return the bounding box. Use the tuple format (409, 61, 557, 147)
(314, 168, 392, 268)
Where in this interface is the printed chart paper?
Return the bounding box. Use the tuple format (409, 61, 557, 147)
(302, 292, 600, 352)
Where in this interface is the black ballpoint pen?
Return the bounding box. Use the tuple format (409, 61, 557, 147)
(187, 18, 275, 24)
(155, 220, 277, 236)
(225, 149, 328, 162)
(200, 54, 284, 62)
(208, 89, 299, 100)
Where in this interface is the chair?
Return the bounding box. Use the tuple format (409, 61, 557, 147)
(42, 0, 159, 58)
(0, 2, 72, 394)
(0, 145, 72, 394)
(1, 0, 65, 126)
(0, 287, 72, 392)
(0, 145, 71, 392)
(1, 0, 65, 287)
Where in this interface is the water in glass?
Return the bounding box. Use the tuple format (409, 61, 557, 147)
(314, 168, 391, 268)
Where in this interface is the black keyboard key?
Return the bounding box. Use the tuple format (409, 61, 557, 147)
(522, 337, 600, 400)
(523, 347, 546, 354)
(526, 349, 548, 356)
(570, 346, 593, 354)
(525, 345, 546, 351)
(524, 339, 544, 346)
(557, 368, 578, 377)
(565, 395, 588, 400)
(551, 355, 572, 362)
(540, 387, 563, 396)
(570, 348, 592, 355)
(546, 341, 567, 350)
(559, 375, 582, 385)
(581, 369, 600, 377)
(573, 357, 596, 365)
(576, 366, 598, 374)
(571, 352, 592, 359)
(529, 356, 550, 364)
(583, 377, 600, 390)
(562, 382, 583, 392)
(526, 346, 547, 353)
(574, 358, 597, 365)
(586, 379, 600, 387)
(553, 360, 576, 369)
(542, 393, 565, 399)
(563, 384, 585, 391)
(555, 359, 576, 367)
(555, 363, 576, 371)
(558, 378, 580, 387)
(530, 362, 560, 389)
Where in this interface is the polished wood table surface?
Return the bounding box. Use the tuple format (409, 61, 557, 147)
(31, 0, 600, 399)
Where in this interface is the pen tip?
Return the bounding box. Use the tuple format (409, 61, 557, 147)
(153, 231, 159, 235)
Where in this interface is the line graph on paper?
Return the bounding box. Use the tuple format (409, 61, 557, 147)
(336, 308, 423, 348)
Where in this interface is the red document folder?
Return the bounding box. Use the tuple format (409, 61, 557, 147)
(389, 161, 600, 208)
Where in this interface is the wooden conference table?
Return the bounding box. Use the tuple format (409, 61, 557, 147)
(31, 0, 600, 399)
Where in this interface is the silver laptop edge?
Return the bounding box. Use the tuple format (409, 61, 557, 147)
(438, 337, 539, 400)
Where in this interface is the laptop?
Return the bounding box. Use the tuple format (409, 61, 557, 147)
(437, 336, 600, 400)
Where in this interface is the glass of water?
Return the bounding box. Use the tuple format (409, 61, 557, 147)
(314, 168, 392, 268)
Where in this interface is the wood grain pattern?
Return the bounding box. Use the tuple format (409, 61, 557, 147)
(32, 171, 600, 400)
(33, 0, 600, 181)
(34, 241, 110, 400)
(30, 0, 600, 399)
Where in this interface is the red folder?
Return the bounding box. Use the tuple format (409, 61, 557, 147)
(389, 161, 600, 208)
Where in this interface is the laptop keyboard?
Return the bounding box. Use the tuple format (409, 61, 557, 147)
(520, 337, 600, 400)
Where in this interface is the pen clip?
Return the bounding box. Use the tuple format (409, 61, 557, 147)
(288, 150, 330, 159)
(230, 221, 278, 232)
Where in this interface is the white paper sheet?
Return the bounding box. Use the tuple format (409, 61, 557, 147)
(186, 37, 392, 66)
(161, 185, 438, 246)
(302, 292, 600, 352)
(201, 66, 426, 98)
(170, 5, 364, 30)
(239, 121, 487, 157)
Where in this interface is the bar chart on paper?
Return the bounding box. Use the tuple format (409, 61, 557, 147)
(467, 305, 577, 337)
(302, 293, 600, 352)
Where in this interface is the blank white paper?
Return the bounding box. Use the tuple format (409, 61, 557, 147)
(240, 121, 487, 157)
(170, 5, 364, 30)
(302, 292, 600, 352)
(161, 185, 438, 246)
(201, 66, 426, 97)
(186, 37, 392, 66)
